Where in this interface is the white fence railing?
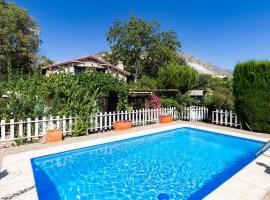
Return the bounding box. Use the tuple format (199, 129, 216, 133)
(212, 109, 242, 128)
(0, 107, 208, 146)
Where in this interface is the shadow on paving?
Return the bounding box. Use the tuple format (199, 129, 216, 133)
(0, 169, 8, 180)
(257, 162, 270, 175)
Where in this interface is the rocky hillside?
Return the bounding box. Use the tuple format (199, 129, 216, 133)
(177, 51, 231, 77)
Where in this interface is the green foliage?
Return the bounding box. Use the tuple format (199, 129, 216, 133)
(203, 88, 234, 111)
(197, 74, 212, 89)
(197, 74, 234, 111)
(128, 76, 157, 90)
(72, 118, 91, 137)
(106, 16, 182, 79)
(0, 71, 128, 120)
(178, 93, 199, 107)
(0, 1, 40, 80)
(233, 60, 270, 133)
(161, 97, 183, 111)
(197, 74, 233, 90)
(157, 63, 199, 93)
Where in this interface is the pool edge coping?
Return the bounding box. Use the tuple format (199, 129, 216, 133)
(1, 123, 270, 200)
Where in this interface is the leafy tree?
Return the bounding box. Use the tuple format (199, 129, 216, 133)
(32, 55, 53, 72)
(233, 60, 270, 133)
(0, 0, 40, 80)
(106, 16, 182, 79)
(197, 74, 233, 91)
(157, 63, 199, 93)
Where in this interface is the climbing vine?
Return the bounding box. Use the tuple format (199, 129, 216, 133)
(0, 71, 129, 120)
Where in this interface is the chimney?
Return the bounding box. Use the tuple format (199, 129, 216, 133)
(116, 61, 124, 70)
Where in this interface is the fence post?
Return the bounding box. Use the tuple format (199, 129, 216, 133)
(138, 109, 142, 125)
(147, 108, 150, 124)
(117, 111, 120, 121)
(63, 116, 66, 135)
(235, 114, 238, 127)
(69, 116, 73, 135)
(125, 110, 128, 121)
(42, 117, 46, 137)
(35, 118, 39, 139)
(99, 112, 103, 131)
(113, 111, 116, 124)
(142, 108, 145, 126)
(56, 116, 60, 129)
(151, 108, 154, 123)
(189, 107, 192, 122)
(132, 110, 135, 125)
(108, 112, 112, 129)
(49, 116, 53, 129)
(128, 110, 131, 121)
(104, 112, 108, 130)
(212, 111, 214, 124)
(27, 118, 31, 141)
(10, 119, 15, 142)
(215, 109, 218, 124)
(220, 110, 223, 125)
(1, 120, 5, 144)
(95, 113, 98, 131)
(120, 111, 124, 121)
(229, 111, 233, 126)
(225, 110, 228, 125)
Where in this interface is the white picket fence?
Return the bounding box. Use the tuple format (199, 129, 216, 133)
(178, 106, 208, 122)
(212, 109, 242, 128)
(0, 108, 172, 145)
(0, 107, 209, 146)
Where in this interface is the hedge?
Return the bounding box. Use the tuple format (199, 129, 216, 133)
(233, 60, 270, 133)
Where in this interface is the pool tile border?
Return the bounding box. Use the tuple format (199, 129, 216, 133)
(0, 123, 269, 200)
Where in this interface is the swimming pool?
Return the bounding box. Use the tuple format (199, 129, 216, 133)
(31, 127, 264, 200)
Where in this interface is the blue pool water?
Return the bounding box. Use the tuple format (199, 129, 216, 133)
(31, 127, 264, 200)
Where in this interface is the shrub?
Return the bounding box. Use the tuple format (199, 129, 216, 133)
(178, 93, 199, 107)
(157, 63, 199, 93)
(203, 87, 234, 111)
(233, 60, 270, 133)
(128, 76, 157, 90)
(161, 97, 183, 111)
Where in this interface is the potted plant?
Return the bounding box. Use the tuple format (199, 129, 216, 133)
(113, 120, 132, 131)
(46, 123, 63, 143)
(159, 115, 173, 123)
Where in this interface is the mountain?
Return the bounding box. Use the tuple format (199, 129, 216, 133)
(177, 51, 231, 77)
(97, 51, 232, 77)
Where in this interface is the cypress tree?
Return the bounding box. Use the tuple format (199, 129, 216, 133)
(233, 60, 270, 133)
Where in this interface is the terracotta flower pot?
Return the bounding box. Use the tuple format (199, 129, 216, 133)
(159, 115, 173, 123)
(113, 120, 132, 131)
(46, 129, 63, 143)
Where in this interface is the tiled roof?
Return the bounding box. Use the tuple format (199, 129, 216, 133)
(42, 55, 131, 76)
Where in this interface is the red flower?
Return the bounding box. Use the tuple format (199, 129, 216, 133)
(150, 94, 161, 109)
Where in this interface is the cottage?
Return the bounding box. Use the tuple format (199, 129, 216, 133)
(42, 55, 131, 81)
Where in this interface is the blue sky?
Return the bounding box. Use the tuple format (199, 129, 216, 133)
(12, 0, 270, 69)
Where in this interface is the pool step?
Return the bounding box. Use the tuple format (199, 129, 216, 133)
(256, 140, 270, 156)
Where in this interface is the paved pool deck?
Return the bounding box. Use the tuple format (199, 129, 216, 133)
(0, 121, 270, 200)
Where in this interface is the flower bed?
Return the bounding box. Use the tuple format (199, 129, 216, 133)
(159, 115, 173, 123)
(113, 120, 132, 131)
